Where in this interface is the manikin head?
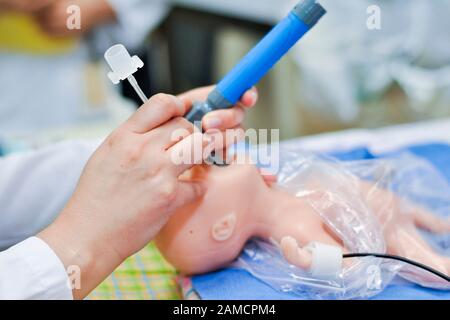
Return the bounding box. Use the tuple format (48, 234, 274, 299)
(155, 157, 337, 275)
(155, 161, 274, 274)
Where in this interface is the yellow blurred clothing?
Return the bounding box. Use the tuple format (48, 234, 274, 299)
(0, 1, 168, 138)
(0, 13, 76, 54)
(0, 12, 106, 138)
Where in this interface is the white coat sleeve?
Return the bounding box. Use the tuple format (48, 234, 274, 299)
(0, 237, 73, 300)
(0, 140, 100, 299)
(0, 140, 100, 250)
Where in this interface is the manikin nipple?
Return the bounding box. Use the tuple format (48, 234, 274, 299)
(211, 213, 237, 242)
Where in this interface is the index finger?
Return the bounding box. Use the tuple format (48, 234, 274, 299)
(178, 86, 258, 111)
(124, 93, 187, 134)
(177, 86, 214, 111)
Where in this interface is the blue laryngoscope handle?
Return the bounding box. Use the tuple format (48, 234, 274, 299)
(216, 13, 310, 106)
(185, 0, 326, 124)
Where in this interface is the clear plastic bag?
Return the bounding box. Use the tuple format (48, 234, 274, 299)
(233, 149, 450, 299)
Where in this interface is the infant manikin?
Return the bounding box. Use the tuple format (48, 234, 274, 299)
(155, 153, 450, 298)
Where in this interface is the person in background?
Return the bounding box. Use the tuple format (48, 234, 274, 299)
(0, 0, 168, 140)
(292, 0, 450, 126)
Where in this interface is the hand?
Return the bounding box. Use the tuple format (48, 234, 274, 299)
(178, 85, 258, 131)
(178, 86, 258, 154)
(34, 0, 115, 38)
(0, 0, 53, 12)
(39, 94, 210, 299)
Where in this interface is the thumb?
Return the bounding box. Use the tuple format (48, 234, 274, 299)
(171, 181, 207, 211)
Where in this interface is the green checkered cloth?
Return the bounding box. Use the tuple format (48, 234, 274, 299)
(88, 242, 181, 300)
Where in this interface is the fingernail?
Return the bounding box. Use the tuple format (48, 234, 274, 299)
(236, 110, 245, 124)
(249, 91, 257, 104)
(204, 117, 222, 129)
(171, 95, 185, 113)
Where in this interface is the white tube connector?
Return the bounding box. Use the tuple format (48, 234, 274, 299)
(104, 44, 144, 85)
(305, 242, 343, 279)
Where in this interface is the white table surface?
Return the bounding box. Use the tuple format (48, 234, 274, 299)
(283, 118, 450, 155)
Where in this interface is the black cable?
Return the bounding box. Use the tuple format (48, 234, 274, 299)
(343, 253, 450, 283)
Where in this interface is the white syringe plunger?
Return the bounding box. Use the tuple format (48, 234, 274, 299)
(104, 44, 144, 85)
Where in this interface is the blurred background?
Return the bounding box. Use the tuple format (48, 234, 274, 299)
(1, 0, 450, 154)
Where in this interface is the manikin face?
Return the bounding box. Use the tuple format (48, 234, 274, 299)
(155, 162, 269, 274)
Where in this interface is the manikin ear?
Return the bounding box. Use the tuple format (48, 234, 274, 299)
(211, 213, 237, 242)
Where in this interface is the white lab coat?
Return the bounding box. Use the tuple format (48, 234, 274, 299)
(0, 0, 169, 138)
(0, 140, 99, 299)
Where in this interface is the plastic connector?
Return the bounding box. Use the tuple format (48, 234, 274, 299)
(104, 44, 144, 85)
(305, 242, 343, 279)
